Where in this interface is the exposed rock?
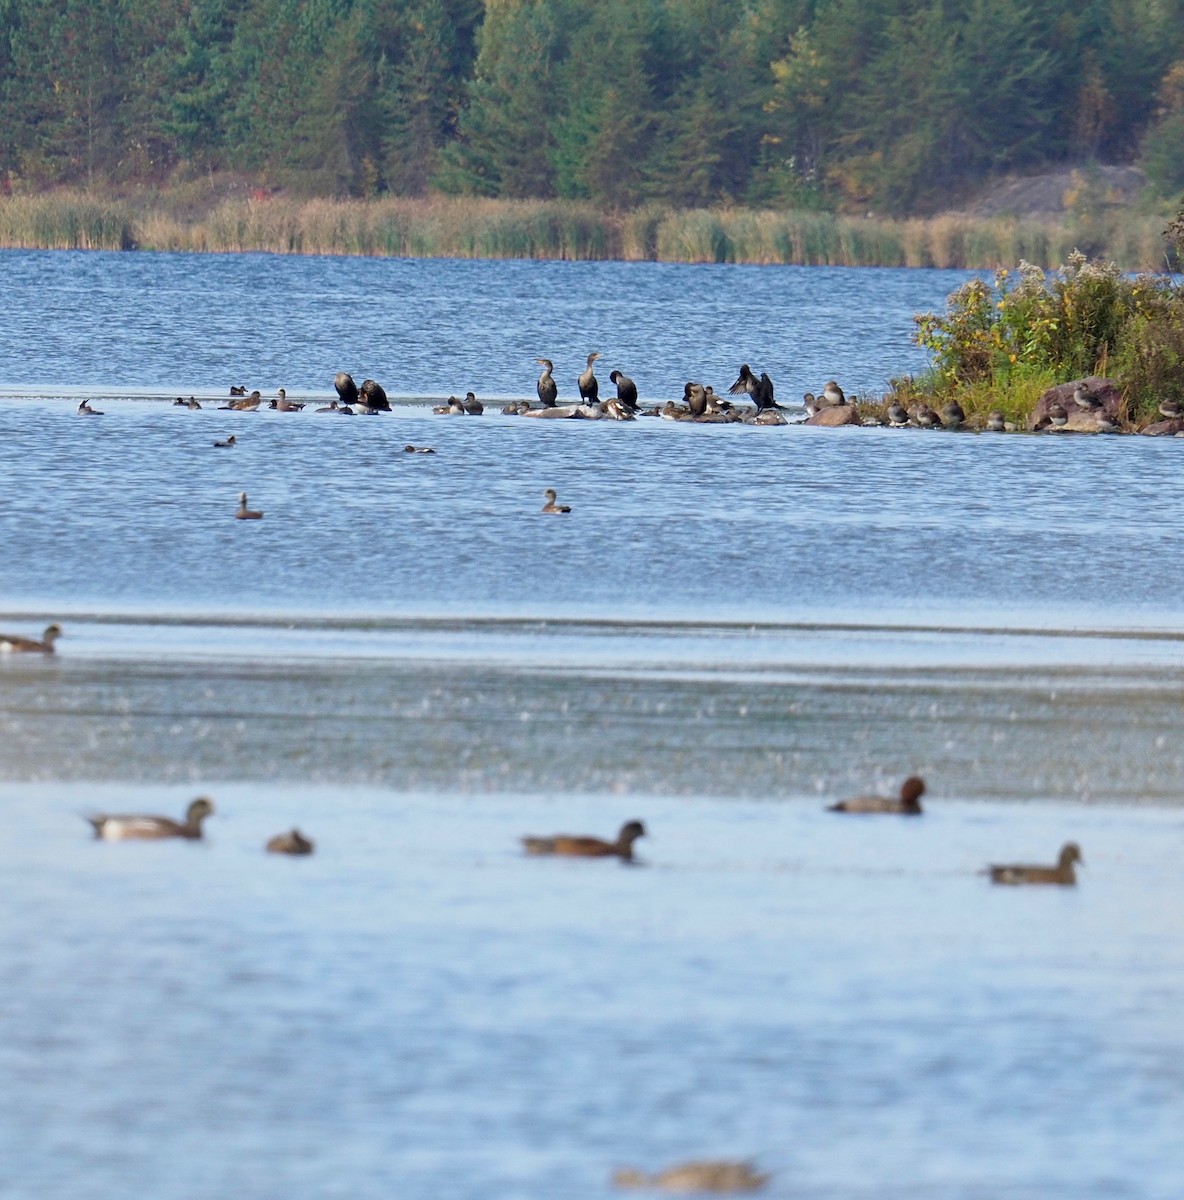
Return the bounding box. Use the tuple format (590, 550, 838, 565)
(1029, 377, 1122, 430)
(804, 404, 860, 427)
(1140, 417, 1184, 436)
(612, 1161, 769, 1193)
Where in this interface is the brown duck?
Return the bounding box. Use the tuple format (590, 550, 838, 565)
(827, 776, 925, 814)
(987, 842, 1082, 886)
(266, 828, 315, 855)
(0, 623, 63, 653)
(86, 796, 215, 841)
(522, 819, 646, 861)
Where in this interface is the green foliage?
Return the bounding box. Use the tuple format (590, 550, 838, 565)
(911, 251, 1184, 420)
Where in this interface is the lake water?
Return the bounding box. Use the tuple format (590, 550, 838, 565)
(1, 250, 1182, 1200)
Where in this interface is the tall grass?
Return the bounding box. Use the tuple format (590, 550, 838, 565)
(0, 191, 1172, 269)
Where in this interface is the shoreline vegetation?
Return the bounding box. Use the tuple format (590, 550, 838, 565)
(0, 190, 1176, 271)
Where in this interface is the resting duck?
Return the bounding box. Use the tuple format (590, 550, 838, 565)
(266, 828, 315, 855)
(236, 492, 263, 520)
(1047, 401, 1068, 428)
(1095, 412, 1120, 433)
(403, 444, 436, 454)
(463, 391, 484, 415)
(909, 403, 942, 428)
(541, 488, 571, 514)
(942, 400, 965, 428)
(987, 842, 1082, 886)
(612, 1160, 768, 1192)
(1158, 398, 1183, 419)
(821, 380, 847, 406)
(522, 819, 646, 861)
(827, 776, 925, 814)
(1072, 382, 1102, 411)
(0, 623, 62, 654)
(886, 401, 909, 426)
(229, 385, 247, 397)
(86, 796, 215, 841)
(986, 409, 1007, 432)
(269, 389, 304, 412)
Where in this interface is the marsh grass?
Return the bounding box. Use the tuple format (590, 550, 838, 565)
(0, 191, 1172, 269)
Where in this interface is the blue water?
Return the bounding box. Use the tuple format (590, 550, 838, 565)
(0, 250, 1181, 1200)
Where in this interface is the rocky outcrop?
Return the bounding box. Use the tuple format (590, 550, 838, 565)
(804, 405, 860, 427)
(1029, 376, 1122, 430)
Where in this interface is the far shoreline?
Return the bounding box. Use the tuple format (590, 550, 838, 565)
(0, 189, 1175, 272)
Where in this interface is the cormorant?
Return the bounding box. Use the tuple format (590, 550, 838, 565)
(609, 369, 638, 410)
(578, 352, 601, 403)
(536, 359, 558, 407)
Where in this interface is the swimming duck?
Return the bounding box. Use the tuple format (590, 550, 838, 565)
(886, 401, 910, 426)
(266, 828, 315, 855)
(609, 370, 638, 410)
(986, 842, 1082, 886)
(403, 444, 436, 454)
(315, 400, 340, 413)
(77, 400, 103, 415)
(187, 397, 202, 410)
(1072, 382, 1103, 411)
(173, 396, 187, 406)
(86, 796, 215, 841)
(986, 409, 1006, 432)
(213, 435, 237, 448)
(0, 623, 62, 654)
(230, 385, 247, 397)
(942, 400, 965, 428)
(334, 372, 359, 406)
(537, 358, 558, 407)
(827, 775, 925, 814)
(612, 1160, 769, 1193)
(541, 488, 571, 514)
(578, 352, 601, 404)
(522, 819, 646, 860)
(236, 492, 263, 520)
(463, 391, 484, 415)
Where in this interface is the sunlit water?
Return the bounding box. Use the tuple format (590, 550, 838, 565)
(0, 251, 1181, 1200)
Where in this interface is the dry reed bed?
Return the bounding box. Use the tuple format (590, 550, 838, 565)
(0, 193, 1170, 269)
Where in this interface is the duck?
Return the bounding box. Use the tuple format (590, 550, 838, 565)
(213, 435, 237, 448)
(536, 358, 558, 407)
(1072, 382, 1103, 411)
(173, 396, 187, 406)
(942, 399, 965, 429)
(0, 623, 62, 654)
(522, 819, 646, 861)
(541, 488, 571, 514)
(269, 388, 304, 412)
(603, 398, 636, 421)
(403, 444, 436, 454)
(821, 380, 847, 406)
(1047, 401, 1068, 427)
(265, 828, 315, 855)
(77, 400, 103, 415)
(578, 352, 601, 403)
(1157, 398, 1183, 419)
(1095, 411, 1120, 433)
(612, 1160, 769, 1193)
(186, 397, 202, 410)
(986, 409, 1007, 432)
(803, 392, 819, 416)
(463, 391, 484, 415)
(609, 370, 638, 410)
(86, 796, 215, 841)
(433, 396, 467, 415)
(315, 400, 341, 413)
(827, 775, 925, 815)
(886, 401, 910, 426)
(986, 842, 1082, 886)
(229, 385, 247, 397)
(236, 492, 263, 520)
(226, 390, 262, 411)
(909, 403, 942, 428)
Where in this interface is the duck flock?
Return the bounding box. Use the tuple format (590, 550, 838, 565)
(0, 627, 1084, 890)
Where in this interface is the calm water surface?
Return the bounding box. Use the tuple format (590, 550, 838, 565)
(0, 251, 1181, 1199)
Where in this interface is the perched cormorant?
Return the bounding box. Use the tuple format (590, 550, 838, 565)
(334, 372, 359, 406)
(359, 379, 390, 410)
(729, 364, 777, 411)
(536, 359, 558, 407)
(578, 352, 601, 403)
(609, 369, 638, 410)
